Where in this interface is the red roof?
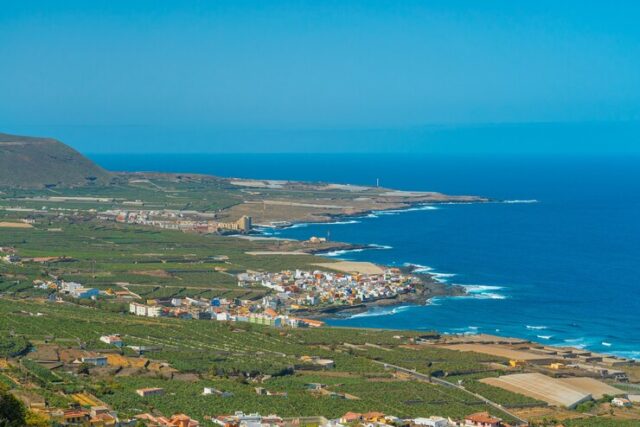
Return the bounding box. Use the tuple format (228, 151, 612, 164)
(341, 412, 363, 421)
(465, 412, 501, 424)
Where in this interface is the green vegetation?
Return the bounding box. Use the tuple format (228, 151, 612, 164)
(0, 337, 30, 358)
(0, 218, 329, 301)
(0, 133, 111, 189)
(0, 383, 26, 427)
(0, 298, 516, 420)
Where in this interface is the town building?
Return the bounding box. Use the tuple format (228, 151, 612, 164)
(463, 412, 502, 427)
(136, 387, 165, 397)
(100, 334, 124, 347)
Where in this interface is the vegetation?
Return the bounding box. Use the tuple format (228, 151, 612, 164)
(0, 132, 111, 188)
(0, 337, 30, 358)
(0, 383, 26, 427)
(0, 298, 518, 421)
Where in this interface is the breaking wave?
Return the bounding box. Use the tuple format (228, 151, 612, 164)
(322, 248, 365, 257)
(463, 285, 507, 300)
(503, 199, 539, 204)
(349, 305, 412, 318)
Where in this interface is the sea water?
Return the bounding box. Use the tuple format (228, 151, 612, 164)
(93, 152, 640, 358)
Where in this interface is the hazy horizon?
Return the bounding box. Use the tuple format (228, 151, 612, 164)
(2, 1, 640, 154)
(3, 121, 640, 156)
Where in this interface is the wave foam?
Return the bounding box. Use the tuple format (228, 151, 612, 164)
(322, 248, 365, 257)
(537, 335, 553, 340)
(349, 305, 412, 318)
(403, 263, 456, 282)
(503, 199, 539, 204)
(463, 285, 507, 300)
(526, 325, 548, 330)
(369, 244, 393, 250)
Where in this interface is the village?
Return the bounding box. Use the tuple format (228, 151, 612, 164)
(124, 267, 421, 328)
(237, 268, 420, 308)
(98, 210, 253, 234)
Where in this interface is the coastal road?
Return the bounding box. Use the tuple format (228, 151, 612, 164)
(372, 360, 528, 425)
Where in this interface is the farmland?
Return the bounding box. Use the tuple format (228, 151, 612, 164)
(0, 297, 519, 421)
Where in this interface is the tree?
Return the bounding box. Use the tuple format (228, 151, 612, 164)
(25, 410, 49, 427)
(0, 385, 26, 427)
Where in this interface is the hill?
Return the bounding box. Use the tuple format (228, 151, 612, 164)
(0, 132, 111, 188)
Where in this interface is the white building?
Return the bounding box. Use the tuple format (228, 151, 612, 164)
(413, 417, 449, 427)
(100, 334, 124, 347)
(611, 397, 632, 407)
(129, 302, 163, 317)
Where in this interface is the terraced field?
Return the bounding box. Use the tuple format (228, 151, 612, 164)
(0, 298, 525, 421)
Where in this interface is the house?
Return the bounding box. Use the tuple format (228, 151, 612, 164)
(340, 412, 363, 424)
(52, 408, 91, 425)
(362, 412, 385, 423)
(130, 302, 163, 317)
(168, 414, 200, 427)
(80, 354, 108, 367)
(464, 412, 502, 427)
(89, 406, 119, 426)
(216, 312, 231, 321)
(203, 387, 233, 398)
(136, 413, 200, 427)
(71, 287, 100, 299)
(100, 334, 124, 347)
(611, 397, 632, 407)
(413, 417, 449, 427)
(136, 387, 165, 397)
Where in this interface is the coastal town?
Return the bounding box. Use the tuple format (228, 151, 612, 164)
(99, 210, 253, 234)
(126, 266, 422, 327)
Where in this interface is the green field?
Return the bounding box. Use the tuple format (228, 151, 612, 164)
(0, 297, 524, 421)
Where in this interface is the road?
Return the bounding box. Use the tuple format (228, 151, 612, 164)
(373, 360, 528, 425)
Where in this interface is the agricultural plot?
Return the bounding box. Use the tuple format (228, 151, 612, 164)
(0, 298, 523, 421)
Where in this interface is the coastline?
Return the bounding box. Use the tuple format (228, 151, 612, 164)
(289, 264, 467, 320)
(253, 202, 472, 318)
(257, 201, 639, 361)
(256, 198, 492, 230)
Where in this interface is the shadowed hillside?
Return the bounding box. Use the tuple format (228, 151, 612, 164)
(0, 132, 111, 188)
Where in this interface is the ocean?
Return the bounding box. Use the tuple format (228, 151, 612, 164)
(92, 152, 640, 359)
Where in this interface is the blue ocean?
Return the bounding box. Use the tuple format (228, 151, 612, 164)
(92, 152, 640, 359)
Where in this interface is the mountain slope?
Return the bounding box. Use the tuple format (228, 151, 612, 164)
(0, 133, 111, 188)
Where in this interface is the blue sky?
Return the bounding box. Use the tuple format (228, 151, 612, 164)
(1, 1, 640, 153)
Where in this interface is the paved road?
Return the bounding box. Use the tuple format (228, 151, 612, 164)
(373, 360, 528, 425)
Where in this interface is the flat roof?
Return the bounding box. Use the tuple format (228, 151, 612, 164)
(481, 373, 591, 408)
(557, 377, 625, 399)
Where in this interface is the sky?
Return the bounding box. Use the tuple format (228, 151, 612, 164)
(1, 1, 640, 153)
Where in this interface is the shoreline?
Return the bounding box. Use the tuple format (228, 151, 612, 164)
(256, 198, 493, 230)
(257, 201, 639, 361)
(289, 264, 467, 320)
(253, 203, 472, 318)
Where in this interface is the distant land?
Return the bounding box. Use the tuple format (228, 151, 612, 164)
(0, 132, 112, 188)
(0, 132, 485, 225)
